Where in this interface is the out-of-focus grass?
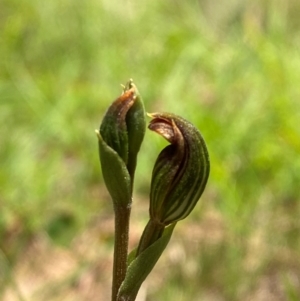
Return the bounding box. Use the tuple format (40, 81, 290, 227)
(1, 0, 300, 300)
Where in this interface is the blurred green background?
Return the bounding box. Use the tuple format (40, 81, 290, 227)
(1, 0, 300, 300)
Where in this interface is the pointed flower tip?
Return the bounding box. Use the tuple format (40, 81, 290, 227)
(95, 129, 101, 140)
(122, 78, 136, 94)
(146, 112, 155, 118)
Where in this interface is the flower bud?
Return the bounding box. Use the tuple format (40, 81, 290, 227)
(96, 80, 146, 205)
(148, 113, 210, 225)
(99, 86, 135, 165)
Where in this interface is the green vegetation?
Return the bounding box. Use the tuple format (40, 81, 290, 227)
(1, 0, 300, 300)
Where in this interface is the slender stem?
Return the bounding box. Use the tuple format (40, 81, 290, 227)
(136, 219, 165, 257)
(112, 205, 131, 301)
(118, 220, 165, 301)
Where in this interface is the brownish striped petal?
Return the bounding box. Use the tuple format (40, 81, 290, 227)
(148, 112, 210, 225)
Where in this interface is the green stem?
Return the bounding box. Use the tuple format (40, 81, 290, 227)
(136, 219, 165, 257)
(112, 205, 131, 301)
(118, 220, 166, 301)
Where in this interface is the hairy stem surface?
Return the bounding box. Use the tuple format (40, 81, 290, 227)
(112, 205, 131, 301)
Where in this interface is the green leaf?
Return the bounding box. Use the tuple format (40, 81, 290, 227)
(97, 131, 132, 207)
(117, 223, 176, 301)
